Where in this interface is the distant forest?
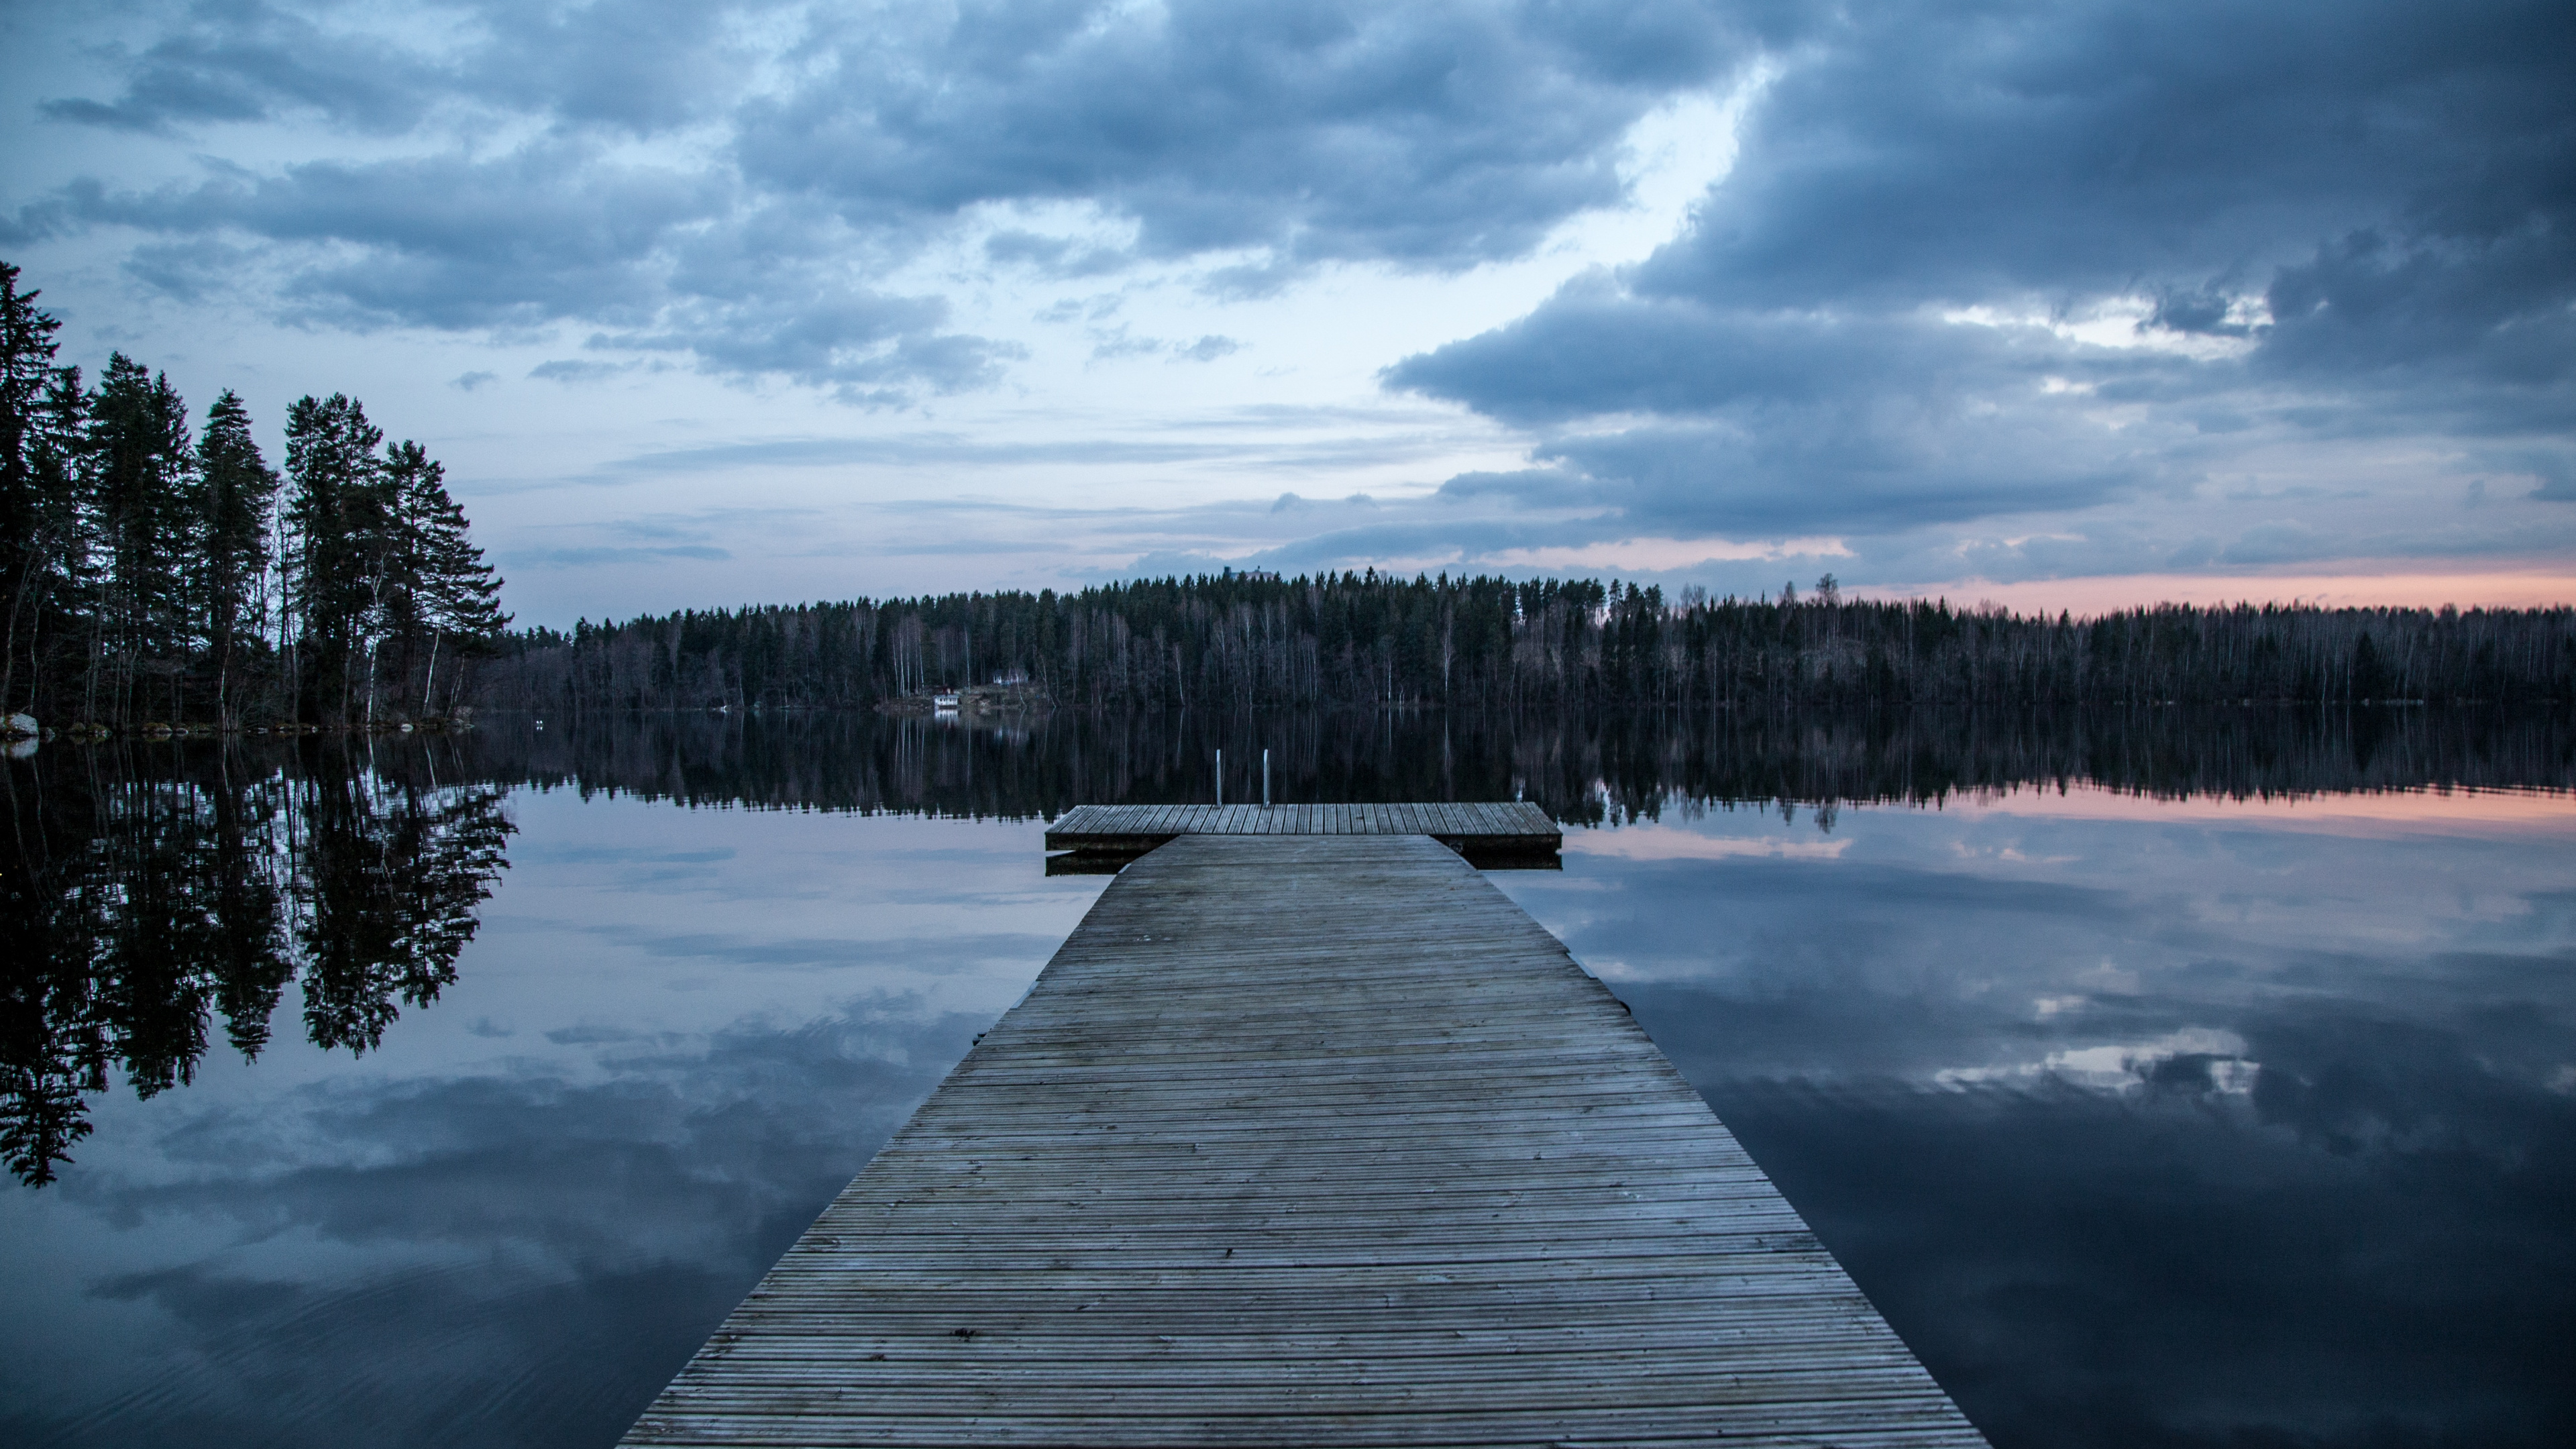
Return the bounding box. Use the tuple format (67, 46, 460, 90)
(1, 262, 507, 733)
(481, 574, 2576, 714)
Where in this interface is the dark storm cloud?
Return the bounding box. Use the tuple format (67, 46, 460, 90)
(455, 0, 792, 135)
(1392, 0, 2576, 536)
(592, 286, 1019, 404)
(736, 0, 1766, 271)
(1534, 415, 2142, 535)
(38, 0, 782, 138)
(1402, 287, 2155, 533)
(19, 0, 1776, 404)
(1628, 0, 2573, 311)
(64, 145, 725, 328)
(36, 0, 445, 136)
(2255, 223, 2576, 426)
(25, 0, 2572, 473)
(52, 142, 1011, 400)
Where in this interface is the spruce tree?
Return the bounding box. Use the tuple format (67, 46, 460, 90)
(85, 355, 197, 723)
(3, 263, 504, 728)
(17, 368, 91, 716)
(0, 264, 73, 716)
(402, 443, 507, 715)
(283, 394, 389, 724)
(195, 390, 280, 724)
(377, 440, 506, 718)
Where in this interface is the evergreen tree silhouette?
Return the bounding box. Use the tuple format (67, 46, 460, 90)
(195, 391, 280, 726)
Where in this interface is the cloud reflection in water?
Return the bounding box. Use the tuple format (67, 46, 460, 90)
(1501, 789, 2576, 1448)
(0, 798, 1104, 1449)
(5, 739, 2570, 1449)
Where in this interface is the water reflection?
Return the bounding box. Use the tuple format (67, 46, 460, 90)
(3, 711, 2570, 1448)
(3, 743, 511, 1187)
(16, 704, 2562, 1189)
(3, 787, 1092, 1448)
(1493, 790, 2576, 1447)
(483, 701, 2573, 820)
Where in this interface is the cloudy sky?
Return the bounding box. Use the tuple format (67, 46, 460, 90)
(4, 0, 2570, 625)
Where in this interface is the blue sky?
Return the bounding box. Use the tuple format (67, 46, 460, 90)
(4, 0, 2571, 625)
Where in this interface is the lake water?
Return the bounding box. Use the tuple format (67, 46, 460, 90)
(5, 710, 2571, 1448)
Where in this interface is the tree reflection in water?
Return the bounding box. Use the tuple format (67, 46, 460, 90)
(1, 740, 512, 1186)
(7, 702, 2565, 1189)
(3, 705, 2568, 1448)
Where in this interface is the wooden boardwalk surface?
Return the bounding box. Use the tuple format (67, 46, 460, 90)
(1045, 802, 1561, 857)
(623, 833, 1984, 1448)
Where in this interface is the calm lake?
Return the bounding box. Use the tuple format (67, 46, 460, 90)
(5, 709, 2572, 1448)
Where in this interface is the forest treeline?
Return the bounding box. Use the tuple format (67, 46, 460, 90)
(1, 262, 506, 733)
(478, 572, 2576, 714)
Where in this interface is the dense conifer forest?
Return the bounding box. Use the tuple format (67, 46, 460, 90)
(480, 572, 2576, 716)
(1, 262, 506, 733)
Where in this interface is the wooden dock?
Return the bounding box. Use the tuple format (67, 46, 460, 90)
(623, 829, 1984, 1447)
(1045, 801, 1562, 864)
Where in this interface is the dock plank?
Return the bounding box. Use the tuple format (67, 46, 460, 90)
(623, 835, 1983, 1448)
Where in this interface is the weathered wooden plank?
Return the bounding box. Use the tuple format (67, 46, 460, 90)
(622, 835, 1980, 1448)
(1041, 800, 1566, 852)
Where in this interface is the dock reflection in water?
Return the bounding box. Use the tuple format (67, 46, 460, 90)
(2, 708, 2571, 1448)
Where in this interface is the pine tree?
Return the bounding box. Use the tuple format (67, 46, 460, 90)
(283, 394, 389, 724)
(195, 390, 280, 724)
(16, 370, 91, 716)
(388, 440, 506, 718)
(372, 441, 435, 722)
(3, 262, 507, 729)
(85, 354, 197, 724)
(0, 264, 73, 716)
